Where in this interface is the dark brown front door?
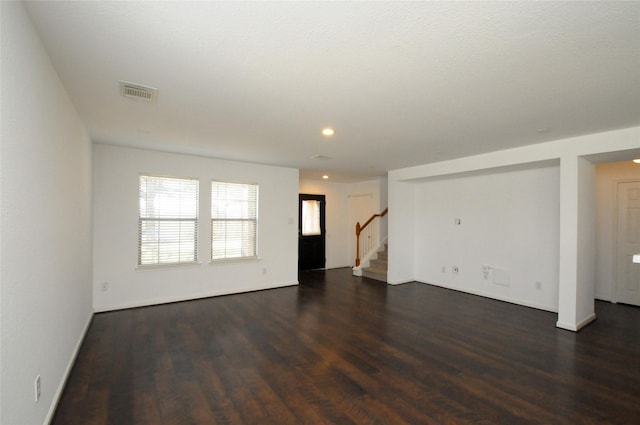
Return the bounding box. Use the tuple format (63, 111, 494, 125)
(298, 194, 326, 271)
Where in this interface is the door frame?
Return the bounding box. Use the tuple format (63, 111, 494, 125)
(613, 178, 640, 304)
(298, 193, 326, 271)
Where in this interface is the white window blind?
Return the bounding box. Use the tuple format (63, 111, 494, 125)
(211, 181, 258, 260)
(138, 175, 199, 266)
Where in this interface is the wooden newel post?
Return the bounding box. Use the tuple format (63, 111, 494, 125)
(355, 222, 362, 267)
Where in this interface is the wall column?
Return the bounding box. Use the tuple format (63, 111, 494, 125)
(557, 155, 596, 331)
(387, 180, 415, 284)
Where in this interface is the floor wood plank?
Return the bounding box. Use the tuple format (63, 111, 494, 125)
(52, 268, 640, 424)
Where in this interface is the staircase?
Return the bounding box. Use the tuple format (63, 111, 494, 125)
(361, 243, 388, 282)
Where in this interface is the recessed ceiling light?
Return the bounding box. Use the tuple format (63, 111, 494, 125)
(633, 159, 640, 164)
(322, 128, 335, 136)
(322, 175, 329, 180)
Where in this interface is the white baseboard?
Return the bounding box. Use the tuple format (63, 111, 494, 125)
(557, 313, 597, 332)
(94, 281, 299, 313)
(45, 312, 94, 425)
(556, 321, 576, 331)
(418, 280, 558, 313)
(576, 313, 597, 330)
(386, 279, 414, 285)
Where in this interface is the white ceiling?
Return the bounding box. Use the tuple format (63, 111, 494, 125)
(25, 1, 640, 182)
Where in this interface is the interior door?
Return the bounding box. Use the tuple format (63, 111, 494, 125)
(615, 180, 640, 306)
(299, 194, 326, 271)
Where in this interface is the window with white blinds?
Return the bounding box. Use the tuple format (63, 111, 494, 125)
(138, 175, 199, 266)
(211, 181, 258, 260)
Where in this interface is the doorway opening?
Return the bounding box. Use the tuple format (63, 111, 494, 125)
(593, 155, 640, 310)
(615, 180, 640, 306)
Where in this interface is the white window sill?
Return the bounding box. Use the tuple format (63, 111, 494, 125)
(209, 256, 260, 265)
(136, 261, 202, 271)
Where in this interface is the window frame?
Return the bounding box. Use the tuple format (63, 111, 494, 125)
(138, 174, 200, 267)
(210, 180, 259, 262)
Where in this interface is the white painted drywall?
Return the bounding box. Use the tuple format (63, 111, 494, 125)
(93, 144, 299, 312)
(299, 179, 351, 269)
(387, 180, 415, 284)
(349, 178, 386, 212)
(575, 157, 596, 326)
(556, 155, 581, 329)
(1, 3, 94, 424)
(413, 163, 561, 311)
(379, 177, 389, 242)
(595, 161, 640, 300)
(389, 126, 640, 330)
(392, 127, 640, 182)
(556, 155, 597, 331)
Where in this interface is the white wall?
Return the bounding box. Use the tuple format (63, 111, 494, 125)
(1, 3, 94, 424)
(379, 177, 389, 242)
(576, 158, 596, 324)
(350, 178, 387, 212)
(557, 156, 596, 329)
(387, 180, 415, 284)
(414, 163, 560, 311)
(299, 179, 351, 268)
(93, 144, 299, 311)
(595, 160, 640, 300)
(389, 126, 640, 330)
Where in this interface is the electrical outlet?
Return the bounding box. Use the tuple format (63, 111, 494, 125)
(482, 264, 491, 280)
(101, 282, 109, 292)
(535, 281, 542, 290)
(35, 375, 41, 402)
(262, 267, 267, 275)
(452, 266, 459, 274)
(441, 266, 446, 273)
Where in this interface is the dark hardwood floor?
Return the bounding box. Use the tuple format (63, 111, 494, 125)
(52, 268, 640, 424)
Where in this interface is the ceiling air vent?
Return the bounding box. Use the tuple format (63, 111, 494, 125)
(119, 81, 158, 103)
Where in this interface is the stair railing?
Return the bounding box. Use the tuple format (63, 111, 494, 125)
(355, 207, 388, 267)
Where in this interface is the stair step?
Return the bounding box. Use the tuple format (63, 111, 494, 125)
(369, 258, 387, 269)
(365, 266, 387, 275)
(362, 268, 387, 282)
(357, 242, 388, 283)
